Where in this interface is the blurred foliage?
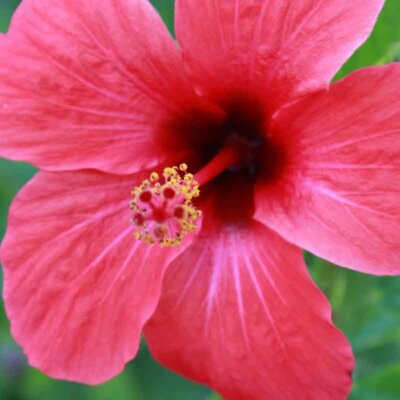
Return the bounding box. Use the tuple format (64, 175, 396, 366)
(336, 0, 400, 79)
(1, 0, 400, 399)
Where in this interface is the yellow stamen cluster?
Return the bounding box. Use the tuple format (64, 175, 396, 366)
(130, 164, 201, 247)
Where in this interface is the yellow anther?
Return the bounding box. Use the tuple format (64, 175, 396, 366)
(150, 172, 159, 182)
(130, 164, 201, 247)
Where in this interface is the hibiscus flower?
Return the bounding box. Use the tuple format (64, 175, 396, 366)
(1, 0, 399, 399)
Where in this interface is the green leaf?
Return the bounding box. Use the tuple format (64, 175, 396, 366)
(150, 0, 175, 34)
(0, 0, 20, 32)
(357, 364, 400, 400)
(336, 0, 400, 79)
(205, 394, 223, 400)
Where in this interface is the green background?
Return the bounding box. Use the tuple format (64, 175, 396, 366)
(1, 1, 400, 399)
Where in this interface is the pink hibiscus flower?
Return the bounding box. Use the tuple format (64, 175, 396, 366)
(0, 0, 399, 398)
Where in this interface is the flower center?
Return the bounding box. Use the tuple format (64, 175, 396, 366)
(195, 144, 242, 186)
(131, 147, 243, 247)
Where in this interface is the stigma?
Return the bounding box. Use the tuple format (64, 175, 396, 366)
(130, 164, 201, 247)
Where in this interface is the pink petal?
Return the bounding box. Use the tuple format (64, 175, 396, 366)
(0, 0, 219, 174)
(256, 64, 400, 276)
(175, 0, 384, 114)
(145, 220, 353, 400)
(0, 170, 190, 384)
